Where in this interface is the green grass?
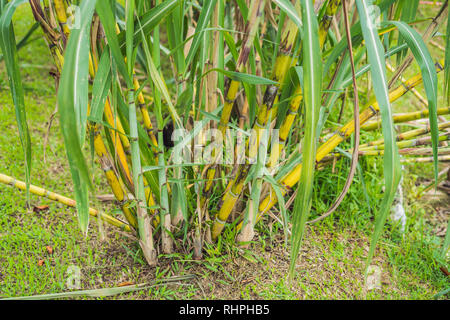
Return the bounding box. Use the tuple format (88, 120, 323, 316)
(0, 4, 448, 300)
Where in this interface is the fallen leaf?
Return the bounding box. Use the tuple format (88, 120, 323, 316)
(440, 266, 450, 277)
(37, 259, 44, 266)
(46, 246, 53, 255)
(33, 205, 49, 213)
(117, 281, 134, 287)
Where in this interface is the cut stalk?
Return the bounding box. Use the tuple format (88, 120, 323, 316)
(362, 106, 450, 131)
(0, 173, 131, 232)
(359, 121, 450, 149)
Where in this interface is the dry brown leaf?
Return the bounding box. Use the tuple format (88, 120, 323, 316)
(45, 246, 53, 255)
(117, 281, 134, 287)
(33, 205, 49, 213)
(37, 259, 44, 266)
(440, 266, 450, 277)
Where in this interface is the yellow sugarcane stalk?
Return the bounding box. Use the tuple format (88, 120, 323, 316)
(118, 23, 158, 149)
(53, 0, 70, 37)
(89, 49, 161, 226)
(402, 155, 450, 163)
(319, 0, 342, 46)
(29, 0, 64, 72)
(33, 1, 157, 234)
(322, 133, 450, 160)
(31, 2, 138, 228)
(90, 122, 138, 228)
(51, 5, 141, 227)
(134, 78, 158, 148)
(360, 131, 450, 152)
(0, 173, 132, 232)
(359, 121, 450, 149)
(386, 61, 428, 108)
(203, 0, 268, 193)
(362, 106, 450, 131)
(211, 1, 343, 240)
(237, 61, 445, 230)
(268, 0, 341, 169)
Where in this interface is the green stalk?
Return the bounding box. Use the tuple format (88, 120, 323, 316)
(151, 0, 173, 254)
(126, 0, 157, 265)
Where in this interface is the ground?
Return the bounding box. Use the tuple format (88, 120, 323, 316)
(0, 4, 449, 300)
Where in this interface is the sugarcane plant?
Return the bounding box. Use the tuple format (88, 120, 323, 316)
(0, 0, 449, 275)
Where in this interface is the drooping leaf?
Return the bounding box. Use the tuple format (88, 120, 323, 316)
(90, 49, 112, 121)
(273, 0, 302, 31)
(0, 0, 31, 201)
(289, 0, 322, 280)
(396, 0, 420, 62)
(356, 0, 402, 273)
(57, 0, 97, 233)
(384, 21, 439, 183)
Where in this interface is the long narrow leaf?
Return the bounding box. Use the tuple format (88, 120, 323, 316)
(184, 0, 218, 74)
(384, 21, 439, 183)
(0, 0, 31, 201)
(289, 0, 322, 280)
(356, 0, 402, 274)
(57, 0, 97, 233)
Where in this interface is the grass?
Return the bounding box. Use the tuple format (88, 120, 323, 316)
(0, 4, 448, 300)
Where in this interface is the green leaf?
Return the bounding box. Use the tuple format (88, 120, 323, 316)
(273, 0, 302, 31)
(323, 0, 397, 76)
(203, 68, 279, 85)
(57, 0, 97, 233)
(125, 0, 136, 77)
(0, 0, 31, 202)
(96, 0, 131, 87)
(383, 21, 439, 184)
(119, 0, 181, 51)
(263, 173, 289, 247)
(90, 49, 112, 121)
(396, 0, 419, 62)
(184, 0, 218, 74)
(356, 0, 402, 273)
(289, 0, 322, 280)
